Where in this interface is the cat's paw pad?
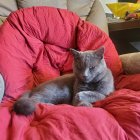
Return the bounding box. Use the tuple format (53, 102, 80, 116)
(77, 101, 93, 107)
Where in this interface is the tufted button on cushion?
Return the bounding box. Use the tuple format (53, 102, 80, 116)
(30, 120, 40, 127)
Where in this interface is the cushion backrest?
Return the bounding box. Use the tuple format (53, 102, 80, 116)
(0, 0, 18, 17)
(16, 0, 108, 33)
(67, 0, 95, 20)
(16, 0, 95, 20)
(0, 0, 107, 33)
(16, 0, 67, 9)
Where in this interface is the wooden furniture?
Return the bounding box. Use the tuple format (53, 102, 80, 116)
(108, 18, 140, 54)
(118, 0, 137, 2)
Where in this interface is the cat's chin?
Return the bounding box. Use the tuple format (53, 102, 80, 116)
(81, 79, 92, 84)
(77, 76, 94, 83)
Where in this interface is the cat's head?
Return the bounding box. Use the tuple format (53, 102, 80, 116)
(70, 47, 107, 83)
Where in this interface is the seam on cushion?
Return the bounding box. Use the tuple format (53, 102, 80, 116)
(86, 0, 95, 20)
(85, 0, 96, 21)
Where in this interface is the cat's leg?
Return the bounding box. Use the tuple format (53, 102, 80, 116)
(30, 88, 72, 105)
(73, 91, 106, 107)
(14, 74, 74, 115)
(29, 74, 74, 105)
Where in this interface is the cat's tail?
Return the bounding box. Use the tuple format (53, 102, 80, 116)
(13, 92, 37, 116)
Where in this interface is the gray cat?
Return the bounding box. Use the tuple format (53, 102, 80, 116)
(71, 47, 114, 107)
(13, 47, 114, 115)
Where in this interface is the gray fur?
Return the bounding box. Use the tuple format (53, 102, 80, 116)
(13, 47, 114, 115)
(13, 74, 75, 115)
(70, 47, 114, 106)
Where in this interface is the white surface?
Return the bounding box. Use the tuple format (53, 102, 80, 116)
(100, 0, 117, 13)
(0, 74, 4, 102)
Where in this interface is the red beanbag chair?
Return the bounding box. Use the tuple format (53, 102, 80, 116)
(0, 7, 140, 140)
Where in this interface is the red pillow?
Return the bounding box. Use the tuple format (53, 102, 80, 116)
(0, 7, 122, 100)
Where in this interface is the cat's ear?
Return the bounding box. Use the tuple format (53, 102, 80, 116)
(69, 48, 80, 59)
(95, 46, 104, 59)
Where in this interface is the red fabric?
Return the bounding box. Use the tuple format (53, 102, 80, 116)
(0, 7, 139, 140)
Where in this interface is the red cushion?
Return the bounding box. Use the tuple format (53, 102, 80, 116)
(1, 7, 140, 140)
(0, 7, 122, 99)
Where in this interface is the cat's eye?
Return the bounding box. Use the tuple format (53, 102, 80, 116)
(89, 66, 95, 70)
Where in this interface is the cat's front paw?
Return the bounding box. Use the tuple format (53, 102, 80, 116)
(73, 91, 92, 106)
(74, 91, 87, 100)
(73, 92, 83, 105)
(77, 101, 93, 107)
